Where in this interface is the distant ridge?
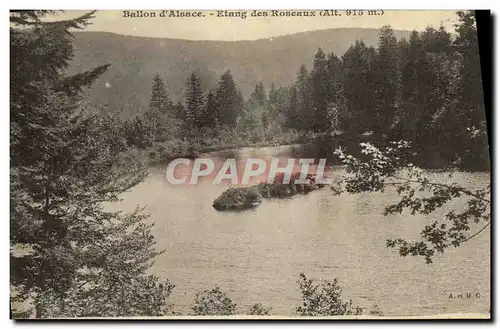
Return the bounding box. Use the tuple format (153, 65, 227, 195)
(69, 28, 412, 118)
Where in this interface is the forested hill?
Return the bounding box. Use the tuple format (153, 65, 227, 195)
(69, 28, 412, 118)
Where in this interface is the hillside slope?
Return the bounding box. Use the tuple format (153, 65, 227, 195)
(69, 28, 412, 117)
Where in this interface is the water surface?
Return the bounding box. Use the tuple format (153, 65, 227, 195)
(113, 145, 490, 316)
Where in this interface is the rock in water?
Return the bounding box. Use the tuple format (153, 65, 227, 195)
(212, 187, 263, 212)
(212, 173, 328, 212)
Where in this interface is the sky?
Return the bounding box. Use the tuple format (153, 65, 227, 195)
(53, 10, 459, 41)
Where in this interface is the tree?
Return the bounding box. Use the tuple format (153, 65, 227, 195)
(296, 273, 363, 316)
(310, 48, 330, 132)
(248, 303, 271, 315)
(394, 26, 471, 169)
(215, 70, 243, 128)
(395, 31, 430, 145)
(326, 52, 343, 103)
(421, 25, 452, 53)
(173, 100, 185, 121)
(264, 83, 290, 129)
(285, 85, 299, 130)
(453, 10, 489, 169)
(143, 74, 176, 142)
(373, 26, 401, 134)
(149, 73, 171, 114)
(192, 286, 237, 316)
(334, 141, 490, 264)
(123, 115, 156, 149)
(324, 53, 346, 133)
(294, 65, 313, 131)
(10, 10, 173, 318)
(184, 72, 205, 131)
(341, 41, 378, 133)
(203, 89, 218, 129)
(248, 82, 267, 108)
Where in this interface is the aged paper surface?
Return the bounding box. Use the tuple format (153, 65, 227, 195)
(10, 10, 490, 319)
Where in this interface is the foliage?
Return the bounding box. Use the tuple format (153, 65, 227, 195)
(192, 286, 237, 316)
(184, 72, 207, 131)
(34, 266, 175, 317)
(131, 12, 487, 172)
(248, 303, 272, 316)
(215, 70, 244, 128)
(10, 10, 172, 318)
(123, 115, 157, 149)
(149, 73, 172, 115)
(334, 140, 490, 264)
(341, 41, 378, 133)
(296, 273, 363, 316)
(369, 304, 384, 316)
(145, 74, 177, 142)
(373, 25, 401, 132)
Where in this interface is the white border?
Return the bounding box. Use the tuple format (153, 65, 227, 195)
(3, 1, 498, 328)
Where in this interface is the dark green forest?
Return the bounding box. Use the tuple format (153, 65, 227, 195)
(125, 11, 488, 170)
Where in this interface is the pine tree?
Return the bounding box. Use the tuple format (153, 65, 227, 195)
(248, 82, 267, 108)
(396, 31, 427, 143)
(149, 73, 171, 114)
(144, 74, 175, 142)
(285, 86, 299, 130)
(240, 83, 267, 138)
(184, 72, 205, 131)
(454, 11, 488, 165)
(10, 11, 173, 318)
(215, 70, 242, 128)
(421, 26, 452, 53)
(204, 89, 218, 129)
(173, 100, 185, 121)
(326, 53, 343, 101)
(435, 10, 489, 169)
(264, 84, 290, 130)
(396, 28, 459, 165)
(374, 26, 402, 134)
(310, 48, 330, 132)
(266, 82, 279, 121)
(325, 53, 346, 132)
(295, 65, 313, 131)
(341, 41, 378, 133)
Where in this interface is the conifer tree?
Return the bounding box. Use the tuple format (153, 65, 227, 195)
(143, 73, 175, 142)
(173, 100, 185, 121)
(10, 10, 173, 318)
(266, 82, 279, 121)
(215, 70, 242, 128)
(373, 26, 402, 134)
(396, 31, 427, 142)
(341, 41, 378, 133)
(311, 48, 330, 132)
(249, 82, 267, 108)
(453, 10, 488, 168)
(285, 85, 299, 130)
(295, 65, 313, 131)
(184, 72, 205, 131)
(204, 89, 218, 129)
(325, 53, 346, 132)
(149, 73, 171, 114)
(396, 28, 460, 165)
(421, 26, 452, 53)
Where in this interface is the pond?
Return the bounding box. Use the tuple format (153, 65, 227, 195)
(112, 145, 490, 316)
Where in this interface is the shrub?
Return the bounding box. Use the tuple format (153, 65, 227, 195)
(192, 286, 237, 316)
(296, 273, 363, 316)
(247, 303, 272, 315)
